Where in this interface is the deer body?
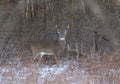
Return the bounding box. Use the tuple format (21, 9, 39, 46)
(30, 29, 68, 62)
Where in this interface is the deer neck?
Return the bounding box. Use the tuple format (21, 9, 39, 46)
(59, 40, 66, 47)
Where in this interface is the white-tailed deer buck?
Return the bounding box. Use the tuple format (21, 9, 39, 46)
(30, 26, 69, 63)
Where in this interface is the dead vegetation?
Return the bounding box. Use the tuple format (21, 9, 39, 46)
(0, 0, 120, 61)
(0, 0, 120, 83)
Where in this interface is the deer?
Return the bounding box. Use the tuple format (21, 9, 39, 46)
(30, 25, 69, 63)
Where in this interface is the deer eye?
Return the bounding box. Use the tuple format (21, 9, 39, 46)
(59, 35, 63, 38)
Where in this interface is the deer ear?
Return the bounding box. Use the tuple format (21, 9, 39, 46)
(57, 31, 60, 34)
(67, 25, 70, 29)
(53, 25, 58, 31)
(64, 30, 67, 35)
(64, 25, 69, 34)
(55, 25, 58, 28)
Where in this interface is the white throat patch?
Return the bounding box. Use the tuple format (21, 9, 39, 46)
(60, 38, 65, 40)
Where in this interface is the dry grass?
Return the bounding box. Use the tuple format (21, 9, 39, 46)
(0, 50, 120, 84)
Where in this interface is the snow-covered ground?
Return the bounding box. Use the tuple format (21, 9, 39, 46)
(0, 54, 120, 84)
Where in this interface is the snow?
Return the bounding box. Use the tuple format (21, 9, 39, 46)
(39, 64, 68, 78)
(0, 59, 120, 84)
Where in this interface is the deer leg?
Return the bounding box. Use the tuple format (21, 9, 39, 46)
(33, 53, 40, 60)
(54, 52, 61, 65)
(40, 52, 54, 60)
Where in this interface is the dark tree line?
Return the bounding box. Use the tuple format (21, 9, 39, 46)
(0, 0, 120, 60)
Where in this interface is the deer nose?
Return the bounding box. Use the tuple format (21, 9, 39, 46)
(59, 35, 63, 38)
